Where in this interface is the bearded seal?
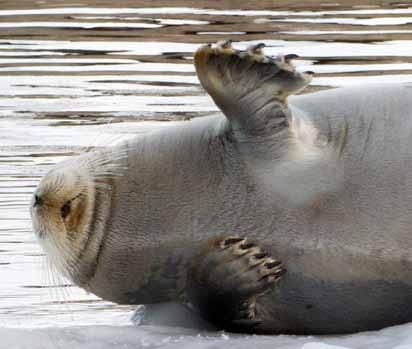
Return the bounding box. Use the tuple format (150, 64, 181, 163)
(31, 40, 412, 335)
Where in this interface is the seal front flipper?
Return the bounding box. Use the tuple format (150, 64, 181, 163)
(194, 40, 347, 205)
(194, 40, 313, 139)
(186, 235, 285, 333)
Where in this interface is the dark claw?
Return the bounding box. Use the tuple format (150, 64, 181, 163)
(259, 274, 275, 283)
(259, 268, 286, 282)
(304, 71, 315, 75)
(240, 242, 255, 250)
(248, 43, 266, 54)
(223, 237, 244, 247)
(284, 53, 299, 61)
(254, 252, 268, 259)
(220, 39, 233, 49)
(265, 260, 282, 269)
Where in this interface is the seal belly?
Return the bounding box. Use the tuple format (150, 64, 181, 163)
(258, 273, 412, 334)
(254, 187, 412, 332)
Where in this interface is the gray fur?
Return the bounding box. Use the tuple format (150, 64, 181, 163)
(33, 42, 412, 334)
(78, 83, 412, 334)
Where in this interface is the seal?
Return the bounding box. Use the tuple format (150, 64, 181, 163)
(31, 40, 412, 335)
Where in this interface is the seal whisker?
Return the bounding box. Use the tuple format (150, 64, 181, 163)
(43, 250, 68, 303)
(45, 229, 82, 278)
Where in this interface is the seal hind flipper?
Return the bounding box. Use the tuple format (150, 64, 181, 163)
(194, 40, 313, 138)
(186, 235, 285, 333)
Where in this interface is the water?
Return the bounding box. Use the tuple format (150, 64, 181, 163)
(1, 0, 412, 347)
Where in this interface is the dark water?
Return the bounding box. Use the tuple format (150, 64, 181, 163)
(1, 1, 412, 328)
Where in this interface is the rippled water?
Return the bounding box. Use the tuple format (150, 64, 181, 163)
(1, 0, 412, 335)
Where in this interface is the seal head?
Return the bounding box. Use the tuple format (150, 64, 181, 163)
(31, 148, 126, 285)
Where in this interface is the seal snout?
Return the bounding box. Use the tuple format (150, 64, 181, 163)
(33, 193, 43, 208)
(31, 166, 89, 237)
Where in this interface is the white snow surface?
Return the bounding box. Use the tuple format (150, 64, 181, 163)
(3, 322, 412, 349)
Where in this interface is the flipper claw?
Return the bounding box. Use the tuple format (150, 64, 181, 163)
(254, 252, 269, 259)
(240, 241, 255, 250)
(284, 53, 299, 62)
(265, 260, 282, 269)
(216, 39, 234, 53)
(194, 40, 312, 142)
(221, 236, 245, 248)
(247, 42, 266, 57)
(187, 235, 285, 333)
(275, 53, 301, 71)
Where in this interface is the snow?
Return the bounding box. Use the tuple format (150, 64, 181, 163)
(2, 321, 412, 349)
(2, 301, 412, 349)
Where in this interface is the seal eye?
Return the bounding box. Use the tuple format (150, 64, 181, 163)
(60, 201, 71, 219)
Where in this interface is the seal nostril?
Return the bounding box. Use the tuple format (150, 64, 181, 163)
(34, 194, 43, 207)
(304, 71, 315, 75)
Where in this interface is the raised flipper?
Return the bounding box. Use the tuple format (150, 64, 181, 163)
(186, 235, 285, 333)
(194, 40, 313, 139)
(195, 40, 348, 206)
